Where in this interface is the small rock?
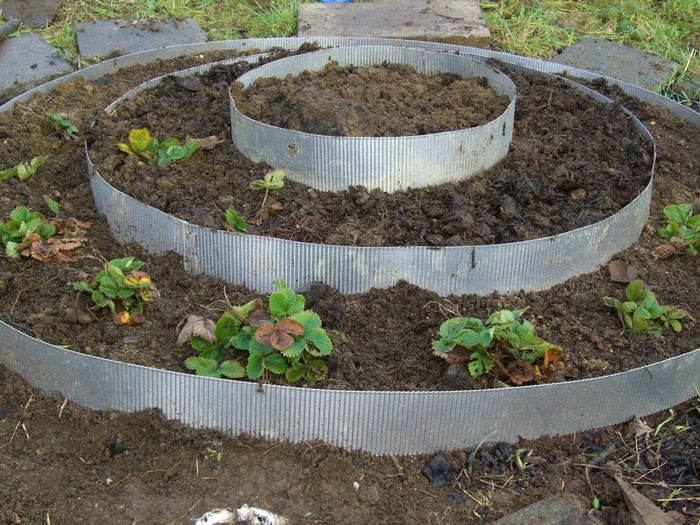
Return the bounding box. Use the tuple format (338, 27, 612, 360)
(421, 454, 456, 487)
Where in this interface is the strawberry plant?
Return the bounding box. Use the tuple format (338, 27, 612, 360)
(73, 257, 159, 325)
(43, 110, 79, 140)
(118, 128, 201, 166)
(603, 279, 687, 336)
(656, 203, 700, 256)
(0, 201, 90, 262)
(0, 207, 56, 260)
(181, 279, 333, 383)
(432, 308, 563, 385)
(0, 155, 49, 182)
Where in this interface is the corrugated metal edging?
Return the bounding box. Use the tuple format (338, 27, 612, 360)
(228, 46, 516, 192)
(0, 37, 697, 456)
(1, 322, 698, 455)
(90, 164, 652, 296)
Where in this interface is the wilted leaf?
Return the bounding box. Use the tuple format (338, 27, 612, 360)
(608, 260, 639, 283)
(196, 135, 224, 150)
(504, 361, 535, 385)
(627, 416, 653, 438)
(651, 237, 688, 260)
(113, 311, 131, 325)
(254, 318, 304, 351)
(176, 314, 216, 346)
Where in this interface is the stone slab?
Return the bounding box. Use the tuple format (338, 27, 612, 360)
(298, 0, 490, 48)
(75, 18, 208, 59)
(1, 0, 62, 28)
(0, 33, 73, 99)
(550, 37, 678, 91)
(487, 493, 598, 525)
(674, 77, 700, 101)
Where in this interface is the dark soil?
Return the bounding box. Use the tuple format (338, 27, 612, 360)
(90, 63, 652, 247)
(0, 46, 698, 523)
(233, 61, 511, 136)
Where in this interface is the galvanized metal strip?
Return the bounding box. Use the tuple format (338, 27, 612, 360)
(229, 46, 516, 192)
(1, 322, 697, 455)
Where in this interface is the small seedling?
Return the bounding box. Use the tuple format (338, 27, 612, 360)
(656, 203, 700, 256)
(204, 447, 223, 464)
(225, 208, 248, 232)
(249, 169, 285, 216)
(73, 257, 159, 325)
(592, 497, 600, 510)
(118, 128, 201, 166)
(43, 110, 79, 140)
(603, 279, 687, 337)
(432, 308, 563, 385)
(0, 155, 49, 182)
(181, 279, 333, 383)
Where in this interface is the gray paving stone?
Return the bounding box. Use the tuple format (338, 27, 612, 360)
(75, 18, 207, 59)
(298, 0, 490, 48)
(674, 77, 700, 101)
(550, 37, 678, 91)
(487, 493, 598, 525)
(0, 33, 73, 99)
(1, 0, 62, 29)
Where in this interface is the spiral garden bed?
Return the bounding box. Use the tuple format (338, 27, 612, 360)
(0, 37, 699, 462)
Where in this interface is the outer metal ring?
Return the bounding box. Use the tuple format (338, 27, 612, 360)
(0, 38, 697, 455)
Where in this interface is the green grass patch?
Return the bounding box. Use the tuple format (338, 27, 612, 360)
(481, 0, 699, 85)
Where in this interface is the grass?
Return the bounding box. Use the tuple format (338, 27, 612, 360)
(0, 0, 697, 100)
(480, 0, 699, 99)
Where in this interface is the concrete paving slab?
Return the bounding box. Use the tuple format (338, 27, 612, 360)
(550, 37, 678, 91)
(486, 493, 598, 525)
(0, 33, 73, 99)
(298, 0, 490, 48)
(1, 0, 62, 29)
(674, 77, 700, 101)
(75, 18, 207, 59)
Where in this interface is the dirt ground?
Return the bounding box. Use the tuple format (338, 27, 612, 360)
(0, 47, 698, 523)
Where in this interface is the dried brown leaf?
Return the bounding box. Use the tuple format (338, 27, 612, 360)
(651, 236, 688, 260)
(608, 259, 639, 283)
(196, 135, 224, 150)
(176, 315, 216, 346)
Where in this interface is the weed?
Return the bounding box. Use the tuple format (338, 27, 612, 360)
(73, 257, 159, 325)
(43, 110, 79, 140)
(118, 128, 201, 166)
(181, 279, 333, 383)
(603, 279, 687, 336)
(0, 156, 49, 182)
(432, 308, 563, 384)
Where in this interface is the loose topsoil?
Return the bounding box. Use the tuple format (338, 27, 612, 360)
(0, 45, 698, 524)
(233, 61, 511, 136)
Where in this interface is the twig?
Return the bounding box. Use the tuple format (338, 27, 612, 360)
(10, 288, 24, 315)
(1, 393, 34, 449)
(58, 398, 68, 418)
(178, 498, 203, 520)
